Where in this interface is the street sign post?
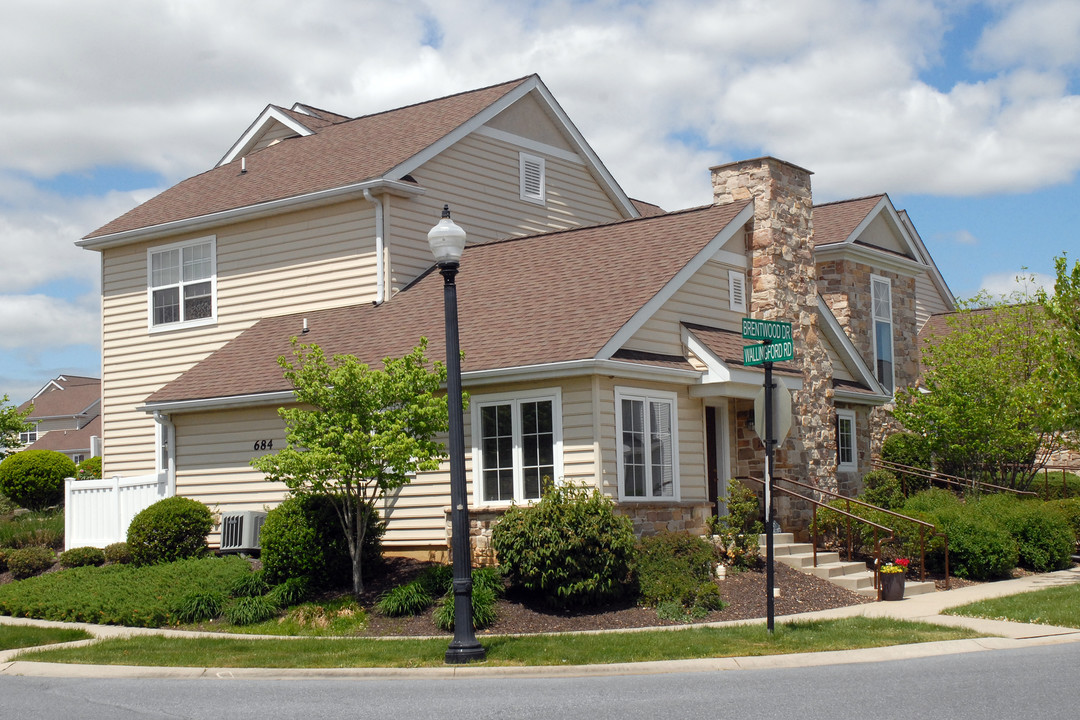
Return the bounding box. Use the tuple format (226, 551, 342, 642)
(740, 317, 795, 633)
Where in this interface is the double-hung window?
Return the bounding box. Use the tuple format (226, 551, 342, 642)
(148, 237, 216, 329)
(616, 387, 679, 500)
(19, 423, 37, 445)
(871, 275, 893, 393)
(472, 389, 561, 504)
(836, 408, 856, 472)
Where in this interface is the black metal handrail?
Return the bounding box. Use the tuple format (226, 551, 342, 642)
(873, 459, 1038, 498)
(737, 475, 950, 596)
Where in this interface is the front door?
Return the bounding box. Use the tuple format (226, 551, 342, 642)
(705, 402, 730, 516)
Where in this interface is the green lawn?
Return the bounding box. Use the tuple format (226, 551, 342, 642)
(944, 583, 1080, 628)
(15, 617, 980, 668)
(0, 625, 92, 651)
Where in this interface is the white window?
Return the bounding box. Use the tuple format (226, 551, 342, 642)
(471, 389, 562, 504)
(519, 152, 546, 204)
(871, 275, 894, 393)
(147, 237, 216, 330)
(616, 387, 679, 500)
(836, 409, 856, 472)
(19, 424, 37, 445)
(729, 270, 747, 313)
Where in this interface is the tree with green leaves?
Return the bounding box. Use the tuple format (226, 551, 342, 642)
(251, 338, 450, 596)
(894, 294, 1079, 489)
(1042, 254, 1080, 392)
(0, 395, 33, 460)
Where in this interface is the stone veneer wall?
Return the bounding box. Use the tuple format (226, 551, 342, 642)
(818, 259, 920, 457)
(712, 158, 838, 533)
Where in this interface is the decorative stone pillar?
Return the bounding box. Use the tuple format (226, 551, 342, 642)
(711, 158, 838, 531)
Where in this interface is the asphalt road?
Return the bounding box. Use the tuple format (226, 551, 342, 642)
(3, 643, 1078, 720)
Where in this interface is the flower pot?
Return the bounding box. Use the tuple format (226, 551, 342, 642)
(880, 572, 905, 601)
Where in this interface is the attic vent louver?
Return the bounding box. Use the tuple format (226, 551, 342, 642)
(519, 152, 545, 204)
(729, 270, 746, 313)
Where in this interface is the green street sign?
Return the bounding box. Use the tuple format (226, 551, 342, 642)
(741, 318, 793, 342)
(743, 340, 795, 366)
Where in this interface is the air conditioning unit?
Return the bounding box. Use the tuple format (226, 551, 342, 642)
(219, 511, 267, 553)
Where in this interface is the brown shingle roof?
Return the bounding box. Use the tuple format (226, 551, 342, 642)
(813, 195, 884, 246)
(86, 77, 533, 239)
(26, 416, 100, 455)
(146, 202, 751, 405)
(19, 376, 100, 418)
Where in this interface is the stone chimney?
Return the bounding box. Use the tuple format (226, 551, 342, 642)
(711, 157, 838, 515)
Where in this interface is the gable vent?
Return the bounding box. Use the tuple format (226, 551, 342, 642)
(729, 270, 747, 313)
(520, 152, 545, 204)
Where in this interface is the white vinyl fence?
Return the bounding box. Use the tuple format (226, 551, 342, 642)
(64, 473, 169, 550)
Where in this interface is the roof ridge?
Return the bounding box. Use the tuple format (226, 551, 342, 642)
(814, 193, 886, 209)
(338, 75, 535, 127)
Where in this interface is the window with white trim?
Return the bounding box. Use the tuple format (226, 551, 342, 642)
(871, 275, 894, 393)
(836, 408, 856, 472)
(472, 389, 561, 504)
(616, 388, 679, 500)
(728, 270, 746, 313)
(148, 237, 216, 329)
(19, 424, 37, 445)
(519, 152, 546, 204)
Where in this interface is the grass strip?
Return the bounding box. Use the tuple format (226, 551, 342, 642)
(15, 617, 980, 668)
(0, 625, 92, 651)
(943, 583, 1080, 628)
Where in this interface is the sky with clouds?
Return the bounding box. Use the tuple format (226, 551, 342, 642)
(2, 0, 1079, 404)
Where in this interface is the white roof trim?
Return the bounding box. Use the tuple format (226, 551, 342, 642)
(474, 126, 584, 166)
(386, 76, 640, 219)
(898, 209, 956, 312)
(78, 178, 424, 250)
(816, 295, 886, 395)
(596, 201, 756, 359)
(834, 388, 891, 405)
(815, 195, 929, 277)
(218, 105, 315, 167)
(682, 325, 804, 394)
(140, 391, 297, 414)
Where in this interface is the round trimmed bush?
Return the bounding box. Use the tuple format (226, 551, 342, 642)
(59, 545, 106, 568)
(860, 469, 904, 510)
(103, 541, 132, 564)
(260, 494, 384, 589)
(7, 546, 56, 579)
(635, 531, 721, 612)
(0, 449, 75, 510)
(491, 483, 636, 608)
(934, 508, 1018, 580)
(76, 456, 102, 480)
(126, 496, 214, 566)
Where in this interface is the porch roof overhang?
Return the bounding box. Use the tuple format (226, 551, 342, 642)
(681, 323, 804, 400)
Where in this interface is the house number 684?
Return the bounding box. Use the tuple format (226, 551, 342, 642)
(253, 439, 273, 451)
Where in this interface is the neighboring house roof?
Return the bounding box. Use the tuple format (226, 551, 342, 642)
(25, 416, 100, 455)
(18, 376, 101, 420)
(144, 201, 753, 408)
(81, 74, 638, 246)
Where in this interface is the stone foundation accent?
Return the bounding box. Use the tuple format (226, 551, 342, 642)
(444, 506, 506, 567)
(613, 501, 713, 537)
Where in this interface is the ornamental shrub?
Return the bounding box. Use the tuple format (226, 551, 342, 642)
(76, 456, 102, 481)
(491, 483, 636, 608)
(0, 449, 75, 510)
(259, 494, 384, 589)
(1046, 499, 1080, 548)
(126, 496, 214, 566)
(103, 541, 132, 564)
(707, 479, 763, 571)
(974, 496, 1075, 573)
(1034, 471, 1080, 501)
(861, 469, 905, 510)
(431, 584, 498, 631)
(7, 546, 56, 579)
(933, 508, 1017, 580)
(229, 569, 269, 598)
(172, 590, 227, 624)
(0, 547, 10, 572)
(635, 531, 724, 616)
(881, 432, 931, 496)
(223, 594, 279, 626)
(58, 546, 106, 569)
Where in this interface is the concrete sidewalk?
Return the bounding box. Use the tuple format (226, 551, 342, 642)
(3, 566, 1080, 678)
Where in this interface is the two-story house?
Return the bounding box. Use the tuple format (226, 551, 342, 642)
(72, 75, 953, 555)
(16, 375, 101, 464)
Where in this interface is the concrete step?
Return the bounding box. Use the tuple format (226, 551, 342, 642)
(833, 573, 876, 591)
(805, 561, 869, 579)
(759, 533, 795, 545)
(770, 542, 814, 557)
(855, 579, 936, 598)
(774, 551, 841, 569)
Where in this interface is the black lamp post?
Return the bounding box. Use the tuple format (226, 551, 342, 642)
(428, 204, 486, 664)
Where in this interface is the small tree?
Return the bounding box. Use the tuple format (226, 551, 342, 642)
(895, 295, 1078, 488)
(252, 338, 449, 597)
(0, 395, 33, 459)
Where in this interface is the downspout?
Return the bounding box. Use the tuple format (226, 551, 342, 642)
(153, 411, 176, 497)
(363, 189, 385, 305)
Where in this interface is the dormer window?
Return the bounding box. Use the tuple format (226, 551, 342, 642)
(519, 152, 546, 204)
(148, 237, 216, 330)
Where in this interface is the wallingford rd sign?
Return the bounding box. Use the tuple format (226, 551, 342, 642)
(741, 318, 794, 365)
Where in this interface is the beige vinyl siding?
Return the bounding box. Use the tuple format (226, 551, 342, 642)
(821, 333, 856, 383)
(626, 259, 745, 356)
(389, 132, 627, 292)
(248, 121, 300, 154)
(858, 214, 911, 257)
(915, 272, 951, 331)
(100, 200, 378, 478)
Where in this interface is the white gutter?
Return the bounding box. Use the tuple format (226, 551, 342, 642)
(78, 178, 424, 250)
(363, 189, 385, 305)
(140, 390, 296, 414)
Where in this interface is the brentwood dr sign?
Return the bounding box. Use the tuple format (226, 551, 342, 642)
(741, 318, 794, 365)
